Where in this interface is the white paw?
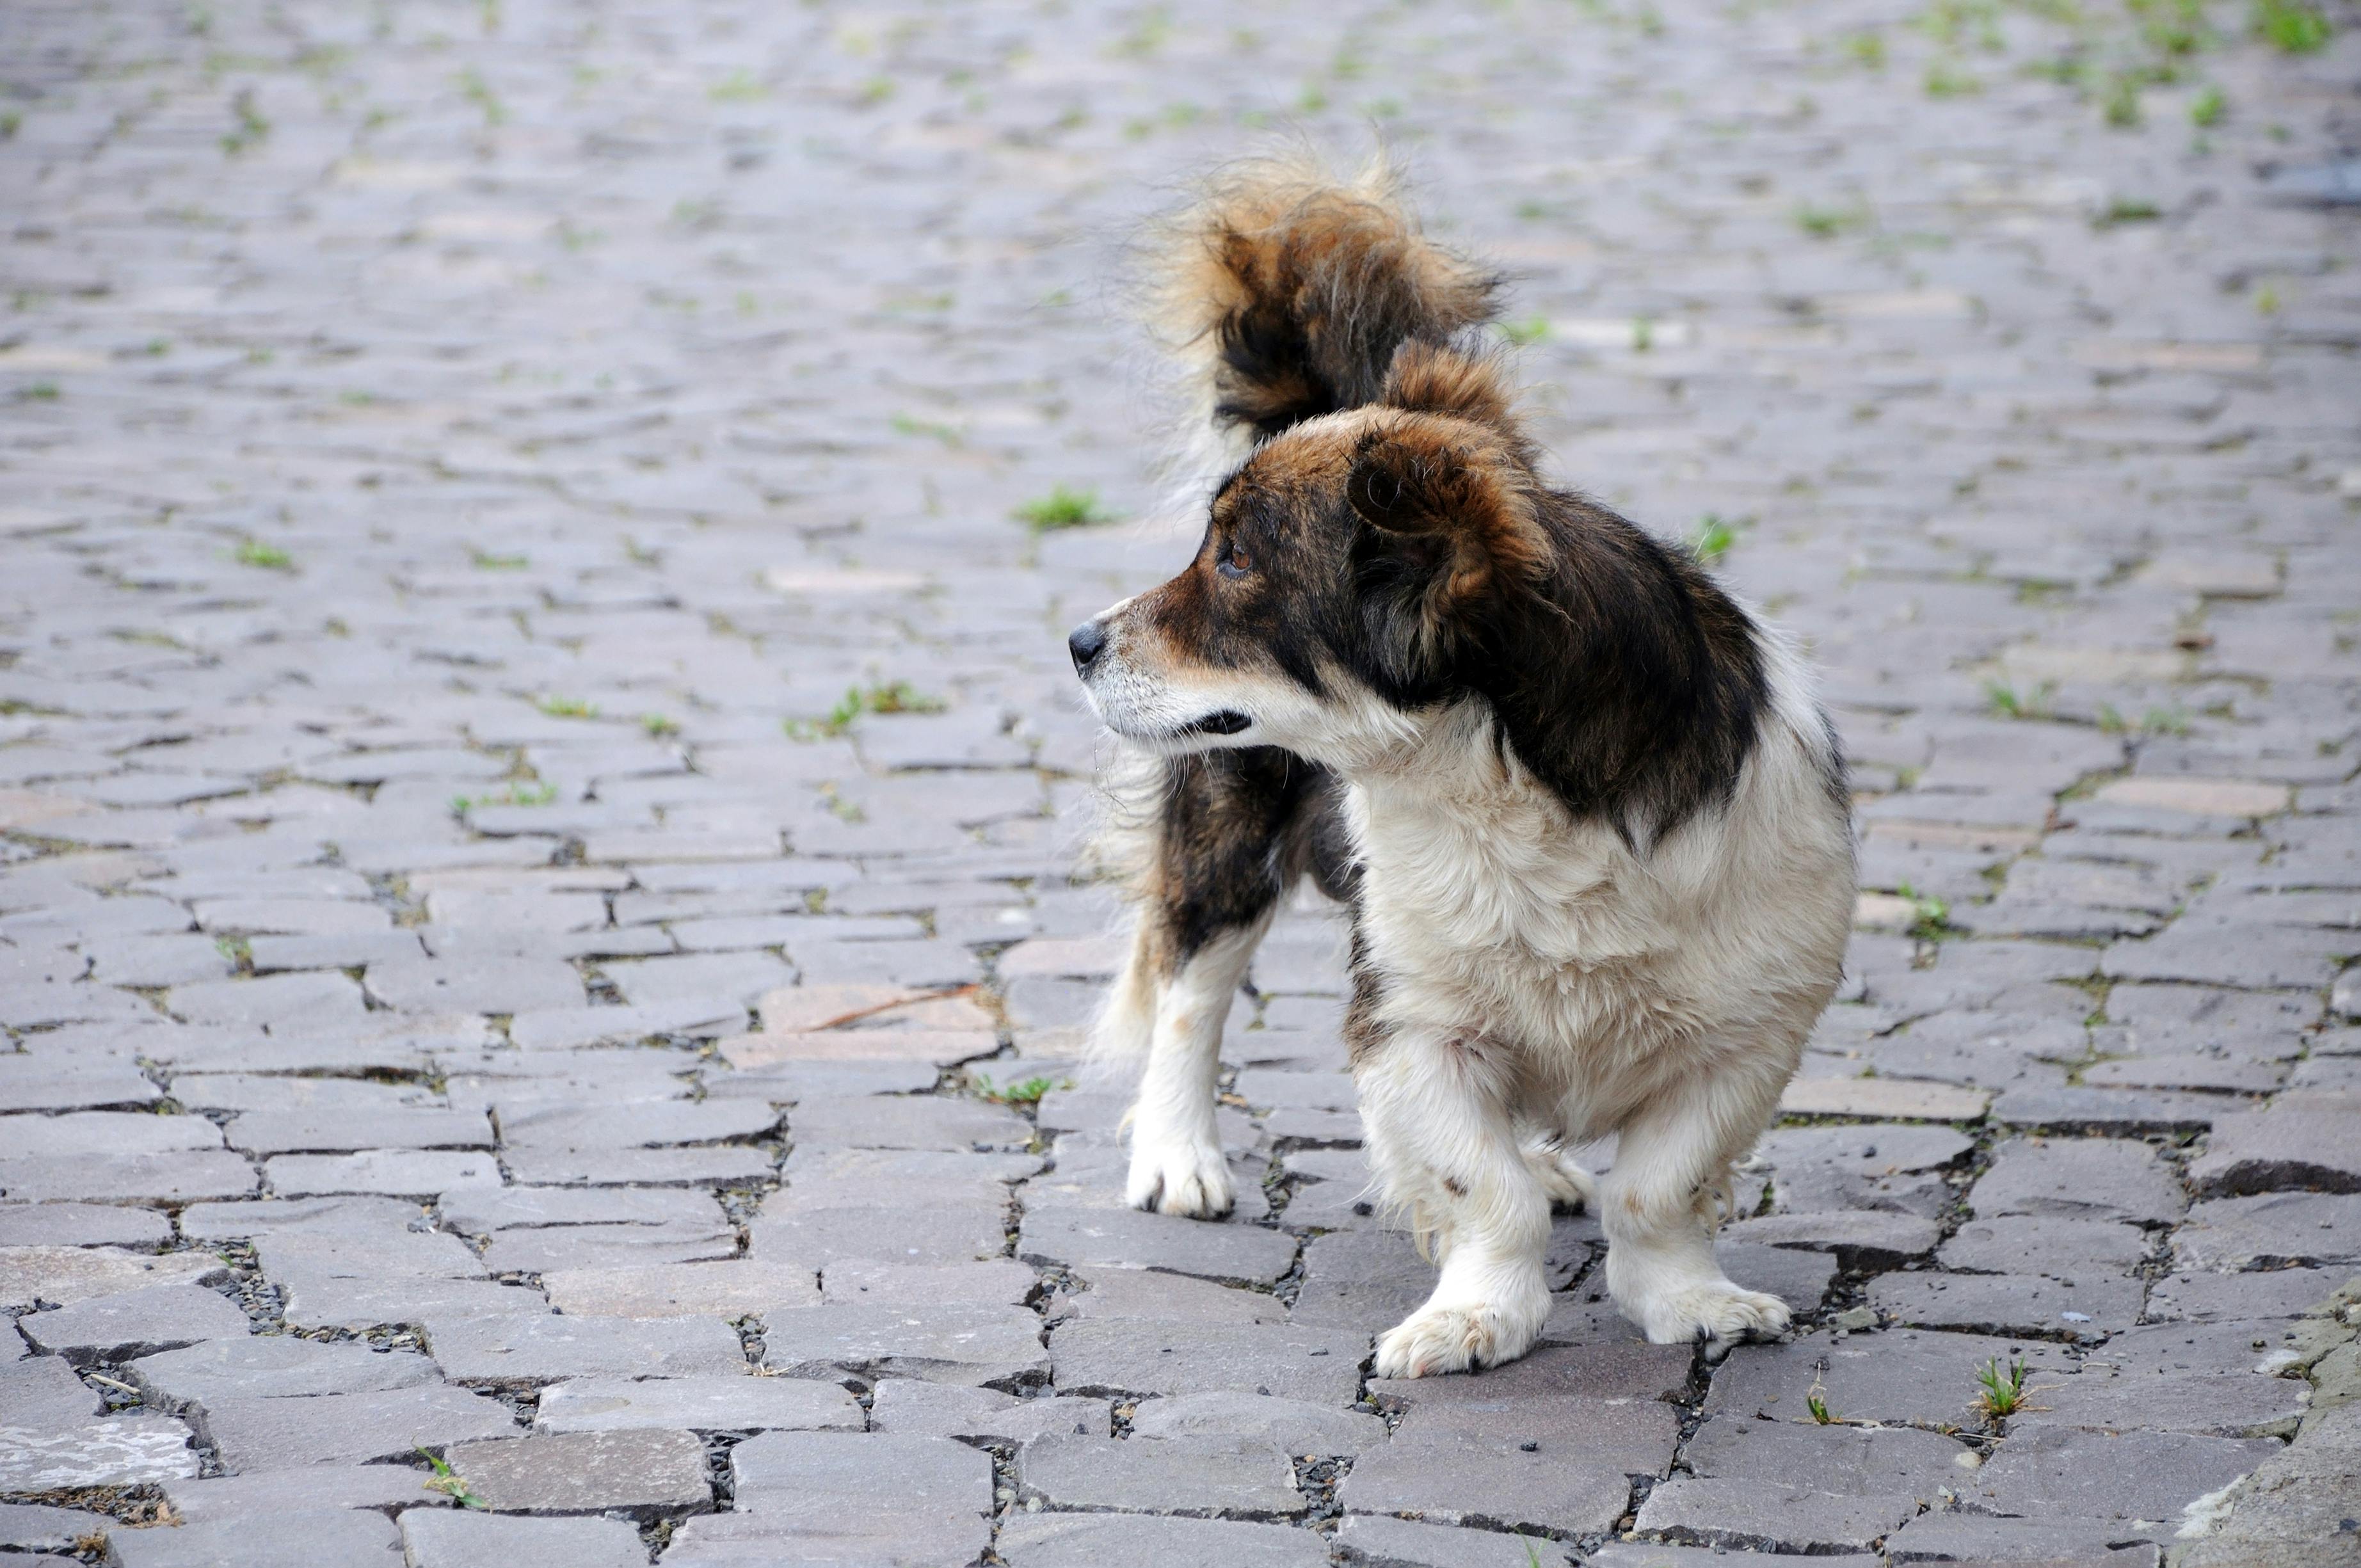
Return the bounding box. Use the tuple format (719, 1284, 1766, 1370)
(1124, 1132, 1234, 1218)
(1373, 1297, 1546, 1380)
(1633, 1281, 1790, 1348)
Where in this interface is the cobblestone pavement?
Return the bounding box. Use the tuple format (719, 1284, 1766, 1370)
(4, 0, 2360, 1564)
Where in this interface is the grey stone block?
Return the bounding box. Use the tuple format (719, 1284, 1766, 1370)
(1683, 1415, 1978, 1498)
(1128, 1390, 1387, 1456)
(716, 1430, 993, 1562)
(1050, 1318, 1366, 1403)
(1939, 1214, 2155, 1276)
(1368, 1343, 1694, 1412)
(423, 1311, 748, 1384)
(867, 1379, 1109, 1442)
(1339, 1424, 1633, 1537)
(1869, 1269, 2144, 1340)
(127, 1336, 438, 1404)
(445, 1428, 711, 1515)
(1334, 1514, 1576, 1566)
(438, 1184, 721, 1231)
(264, 1150, 500, 1198)
(109, 1509, 403, 1567)
(0, 1202, 173, 1249)
(1019, 1199, 1299, 1286)
(757, 1302, 1047, 1387)
(1706, 1329, 2086, 1428)
(540, 1260, 819, 1317)
(1964, 1424, 2280, 1520)
(15, 1281, 252, 1364)
(0, 1501, 109, 1553)
(224, 1108, 490, 1155)
(0, 1151, 259, 1206)
(2189, 1100, 2361, 1197)
(1882, 1510, 2161, 1564)
(536, 1373, 863, 1434)
(1631, 1477, 1917, 1554)
(397, 1510, 648, 1568)
(1973, 1137, 2188, 1226)
(820, 1258, 1039, 1309)
(747, 1199, 1009, 1268)
(2173, 1192, 2361, 1272)
(1720, 1210, 1941, 1270)
(1, 1244, 229, 1310)
(998, 1512, 1329, 1567)
(194, 1384, 518, 1471)
(1016, 1431, 1304, 1517)
(160, 1466, 436, 1523)
(787, 1093, 1030, 1150)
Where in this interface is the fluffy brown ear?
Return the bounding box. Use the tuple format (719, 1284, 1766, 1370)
(1345, 421, 1547, 608)
(1380, 340, 1518, 433)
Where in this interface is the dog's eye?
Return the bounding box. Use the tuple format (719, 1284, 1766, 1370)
(1217, 538, 1253, 579)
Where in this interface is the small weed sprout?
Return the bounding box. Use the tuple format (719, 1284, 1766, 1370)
(1974, 1355, 2032, 1420)
(536, 694, 597, 719)
(2189, 84, 2225, 126)
(452, 781, 559, 814)
(1983, 678, 2054, 720)
(1500, 314, 1551, 346)
(1897, 881, 1951, 941)
(641, 713, 682, 738)
(416, 1446, 488, 1509)
(1013, 485, 1117, 533)
(470, 547, 529, 570)
(2101, 196, 2161, 225)
(973, 1073, 1069, 1105)
(234, 538, 294, 570)
(1690, 513, 1747, 566)
(786, 682, 946, 740)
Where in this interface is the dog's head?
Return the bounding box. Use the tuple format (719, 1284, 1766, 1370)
(1069, 344, 1543, 764)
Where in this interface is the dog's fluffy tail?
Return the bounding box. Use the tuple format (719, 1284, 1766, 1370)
(1146, 149, 1505, 447)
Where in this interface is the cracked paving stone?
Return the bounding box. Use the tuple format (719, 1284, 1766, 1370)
(444, 1428, 710, 1516)
(820, 1258, 1041, 1309)
(0, 1358, 198, 1490)
(1719, 1210, 1942, 1270)
(397, 1510, 648, 1568)
(1340, 1425, 1634, 1537)
(538, 1373, 863, 1434)
(1048, 1319, 1367, 1404)
(14, 1281, 252, 1364)
(1052, 1265, 1285, 1324)
(785, 1093, 1032, 1150)
(262, 1150, 501, 1199)
(1016, 1431, 1306, 1517)
(997, 1512, 1329, 1567)
(0, 1151, 259, 1206)
(0, 1244, 230, 1309)
(1939, 1215, 2156, 1276)
(1334, 1514, 1585, 1566)
(159, 1466, 439, 1523)
(1368, 1343, 1694, 1412)
(2188, 1097, 2361, 1197)
(2172, 1193, 2361, 1272)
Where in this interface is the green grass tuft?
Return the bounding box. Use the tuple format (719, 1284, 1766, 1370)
(1974, 1355, 2032, 1420)
(1013, 485, 1117, 533)
(234, 538, 293, 570)
(1500, 314, 1551, 346)
(535, 694, 597, 719)
(1689, 513, 1747, 566)
(2253, 0, 2330, 52)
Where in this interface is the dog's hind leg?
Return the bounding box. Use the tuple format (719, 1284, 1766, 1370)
(1361, 1029, 1553, 1379)
(1096, 748, 1333, 1219)
(1599, 1053, 1792, 1352)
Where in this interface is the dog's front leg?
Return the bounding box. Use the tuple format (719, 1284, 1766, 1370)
(1361, 1029, 1552, 1379)
(1121, 921, 1263, 1218)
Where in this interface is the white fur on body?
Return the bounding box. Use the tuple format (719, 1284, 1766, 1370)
(1092, 634, 1853, 1374)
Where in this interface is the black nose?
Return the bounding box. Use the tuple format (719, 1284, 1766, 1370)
(1067, 621, 1107, 676)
